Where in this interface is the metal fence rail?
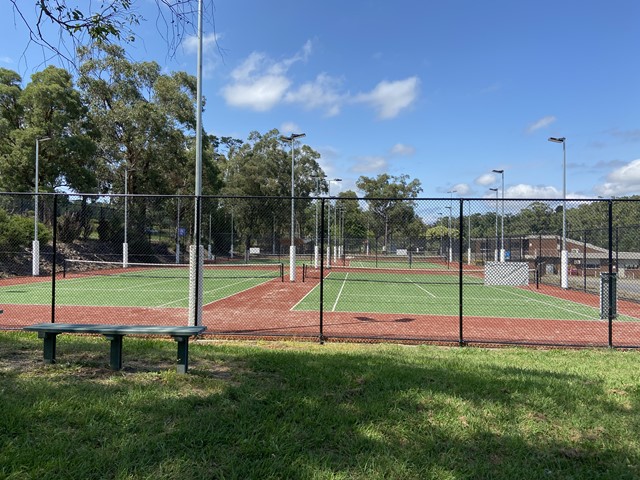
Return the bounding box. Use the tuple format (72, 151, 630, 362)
(1, 192, 639, 348)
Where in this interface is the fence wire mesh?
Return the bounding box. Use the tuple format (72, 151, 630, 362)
(2, 192, 640, 347)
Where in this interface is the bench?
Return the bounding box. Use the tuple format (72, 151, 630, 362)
(23, 323, 206, 374)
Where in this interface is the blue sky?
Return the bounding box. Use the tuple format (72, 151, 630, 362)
(2, 0, 639, 199)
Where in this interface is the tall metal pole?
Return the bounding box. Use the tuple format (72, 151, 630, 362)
(33, 137, 50, 276)
(549, 137, 568, 288)
(312, 175, 320, 268)
(187, 0, 205, 326)
(194, 0, 204, 218)
(280, 133, 306, 281)
(326, 178, 342, 267)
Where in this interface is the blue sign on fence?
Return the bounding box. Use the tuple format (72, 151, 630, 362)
(505, 251, 511, 260)
(178, 227, 186, 237)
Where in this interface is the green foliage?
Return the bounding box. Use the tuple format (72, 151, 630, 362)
(356, 174, 423, 246)
(220, 129, 324, 249)
(57, 211, 84, 243)
(0, 209, 51, 252)
(97, 216, 120, 244)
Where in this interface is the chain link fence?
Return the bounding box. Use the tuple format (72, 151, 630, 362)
(2, 192, 639, 347)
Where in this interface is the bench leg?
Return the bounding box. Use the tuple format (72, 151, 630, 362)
(173, 336, 190, 374)
(104, 334, 124, 370)
(39, 332, 57, 364)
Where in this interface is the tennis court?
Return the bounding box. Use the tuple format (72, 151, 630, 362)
(295, 264, 640, 323)
(0, 261, 284, 309)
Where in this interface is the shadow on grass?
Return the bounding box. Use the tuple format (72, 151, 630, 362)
(0, 334, 639, 479)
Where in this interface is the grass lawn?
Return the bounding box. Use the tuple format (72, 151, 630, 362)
(1, 332, 639, 479)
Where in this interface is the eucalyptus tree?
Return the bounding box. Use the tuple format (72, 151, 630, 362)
(356, 173, 422, 252)
(220, 129, 324, 257)
(0, 66, 97, 193)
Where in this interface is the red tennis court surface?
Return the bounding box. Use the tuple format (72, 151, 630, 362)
(3, 275, 640, 348)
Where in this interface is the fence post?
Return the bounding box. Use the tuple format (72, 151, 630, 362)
(608, 201, 613, 348)
(459, 199, 464, 346)
(51, 194, 57, 323)
(583, 230, 587, 292)
(319, 198, 325, 344)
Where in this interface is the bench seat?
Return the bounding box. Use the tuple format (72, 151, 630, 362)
(24, 323, 206, 373)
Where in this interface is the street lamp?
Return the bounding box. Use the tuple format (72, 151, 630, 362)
(327, 178, 342, 267)
(33, 136, 51, 276)
(492, 169, 505, 261)
(549, 136, 568, 289)
(280, 133, 306, 282)
(489, 188, 499, 261)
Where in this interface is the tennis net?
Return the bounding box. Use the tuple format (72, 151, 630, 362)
(63, 259, 285, 281)
(344, 253, 449, 269)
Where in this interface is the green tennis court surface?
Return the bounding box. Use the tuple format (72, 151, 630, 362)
(295, 269, 640, 322)
(0, 263, 283, 308)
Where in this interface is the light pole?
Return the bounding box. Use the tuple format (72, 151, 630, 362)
(33, 136, 51, 276)
(311, 175, 321, 268)
(280, 133, 306, 282)
(492, 169, 505, 261)
(549, 136, 568, 288)
(447, 190, 456, 263)
(327, 178, 342, 267)
(489, 188, 499, 261)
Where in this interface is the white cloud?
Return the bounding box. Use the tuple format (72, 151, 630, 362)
(0, 56, 12, 64)
(390, 143, 415, 156)
(351, 156, 388, 173)
(280, 122, 301, 135)
(475, 173, 497, 187)
(221, 43, 420, 119)
(222, 74, 291, 111)
(526, 115, 556, 134)
(450, 183, 473, 196)
(594, 159, 640, 196)
(505, 184, 561, 199)
(183, 32, 221, 54)
(221, 44, 311, 111)
(285, 73, 345, 117)
(354, 77, 420, 119)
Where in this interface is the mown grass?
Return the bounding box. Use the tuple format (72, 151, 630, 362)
(1, 332, 639, 479)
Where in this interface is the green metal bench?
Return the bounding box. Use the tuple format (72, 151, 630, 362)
(23, 323, 206, 374)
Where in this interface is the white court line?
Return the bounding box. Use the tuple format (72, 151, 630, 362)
(409, 278, 437, 298)
(158, 276, 278, 308)
(291, 280, 320, 310)
(332, 273, 349, 312)
(491, 286, 597, 319)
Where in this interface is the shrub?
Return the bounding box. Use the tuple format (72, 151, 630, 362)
(0, 209, 51, 253)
